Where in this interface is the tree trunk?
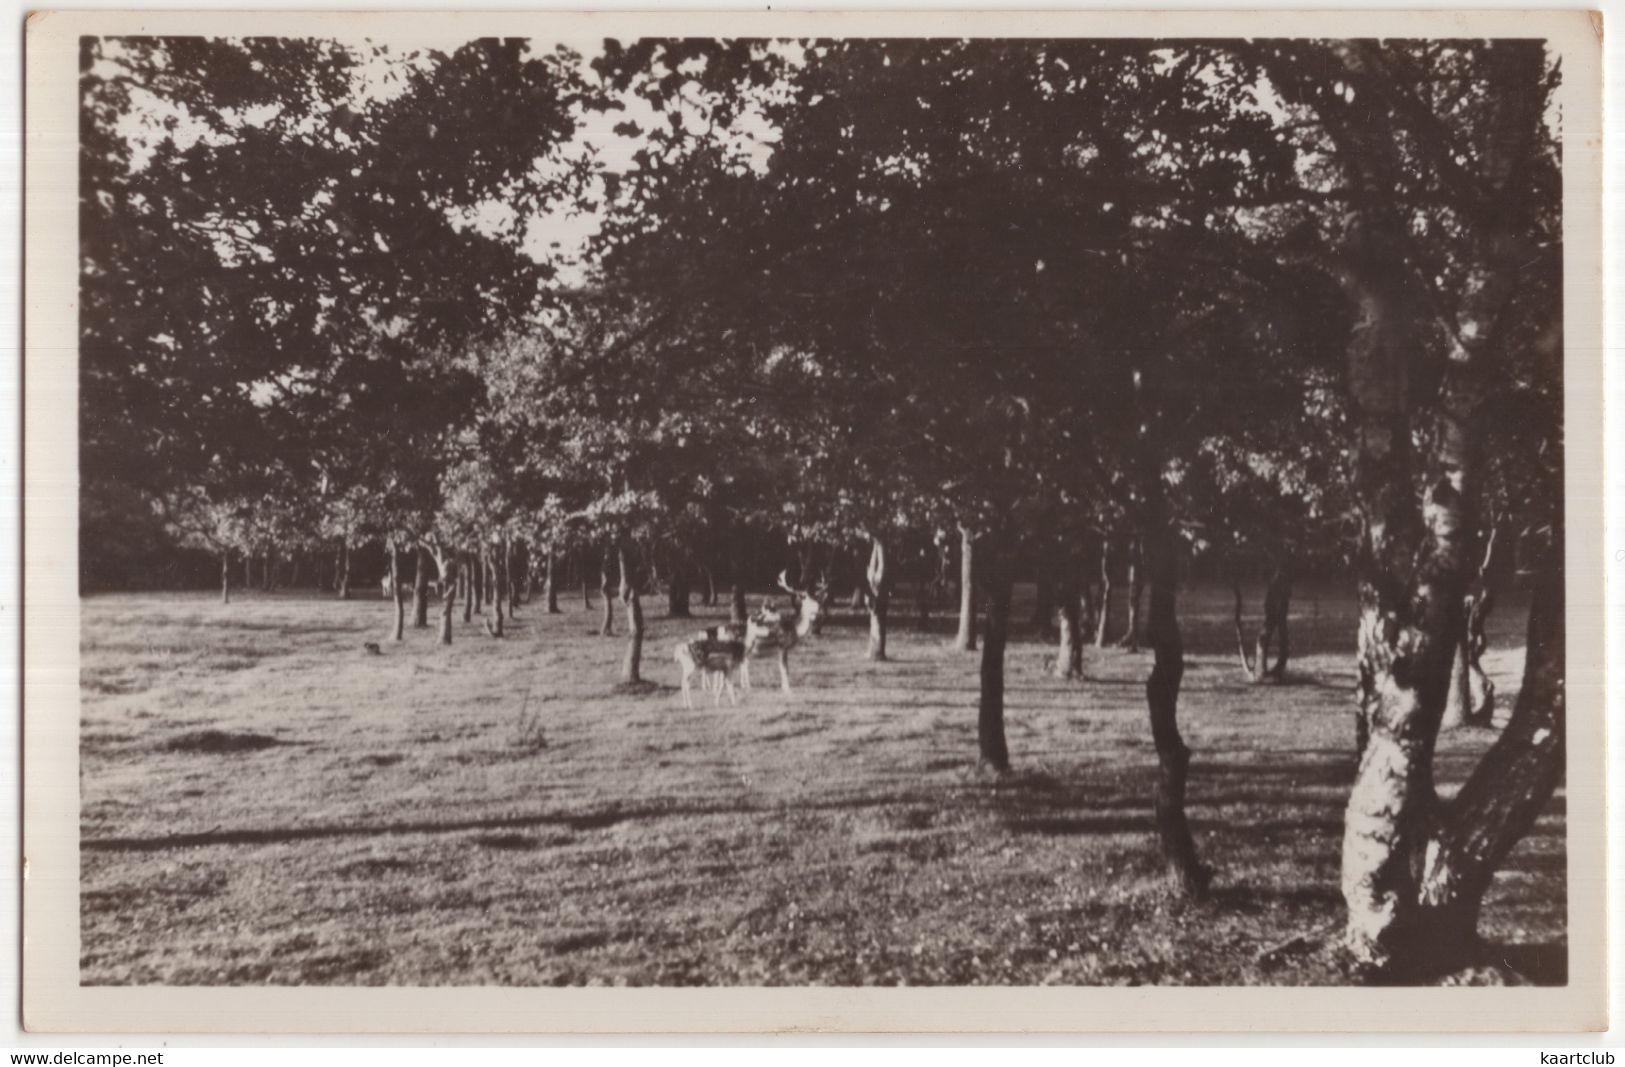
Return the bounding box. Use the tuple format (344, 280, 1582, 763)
(337, 540, 351, 600)
(1081, 569, 1099, 645)
(461, 553, 474, 622)
(730, 583, 748, 626)
(486, 545, 506, 638)
(1447, 577, 1495, 729)
(954, 526, 977, 652)
(865, 537, 890, 661)
(220, 549, 231, 605)
(1338, 223, 1484, 971)
(243, 553, 253, 589)
(1233, 580, 1265, 683)
(977, 537, 1013, 773)
(1406, 552, 1563, 971)
(545, 543, 561, 614)
(261, 544, 274, 592)
(1444, 637, 1473, 732)
(439, 559, 457, 645)
(1054, 572, 1083, 680)
(1094, 541, 1113, 647)
(290, 554, 302, 590)
(498, 540, 510, 627)
(600, 544, 616, 636)
(1263, 561, 1292, 681)
(668, 564, 691, 618)
(1118, 545, 1143, 651)
(1145, 510, 1207, 896)
(1031, 560, 1056, 640)
(412, 545, 430, 628)
(619, 543, 644, 685)
(507, 540, 521, 615)
(701, 565, 716, 608)
(1304, 37, 1554, 975)
(389, 544, 405, 642)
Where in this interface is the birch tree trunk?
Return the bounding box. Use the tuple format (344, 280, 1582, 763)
(865, 537, 890, 661)
(1446, 547, 1496, 729)
(1249, 39, 1560, 973)
(954, 526, 977, 651)
(1054, 570, 1083, 680)
(1118, 545, 1143, 651)
(619, 543, 644, 685)
(1262, 562, 1292, 681)
(545, 543, 561, 614)
(389, 543, 405, 643)
(439, 559, 458, 646)
(487, 545, 506, 638)
(1094, 541, 1114, 647)
(1233, 580, 1266, 683)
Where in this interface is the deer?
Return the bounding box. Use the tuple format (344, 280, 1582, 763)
(744, 570, 826, 694)
(674, 634, 748, 709)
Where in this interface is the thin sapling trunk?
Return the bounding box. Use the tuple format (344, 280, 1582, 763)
(866, 537, 890, 661)
(619, 543, 645, 686)
(954, 526, 977, 652)
(600, 544, 616, 636)
(389, 543, 405, 642)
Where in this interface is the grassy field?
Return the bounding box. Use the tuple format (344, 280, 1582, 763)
(78, 581, 1565, 986)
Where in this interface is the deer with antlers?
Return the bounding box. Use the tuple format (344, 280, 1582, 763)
(744, 570, 826, 694)
(673, 570, 825, 705)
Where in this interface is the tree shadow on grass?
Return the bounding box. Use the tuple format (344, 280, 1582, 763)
(80, 792, 954, 853)
(199, 620, 369, 637)
(611, 679, 667, 697)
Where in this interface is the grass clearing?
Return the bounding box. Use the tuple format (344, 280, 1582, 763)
(78, 583, 1564, 986)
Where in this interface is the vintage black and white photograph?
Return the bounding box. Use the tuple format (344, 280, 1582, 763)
(22, 8, 1606, 1029)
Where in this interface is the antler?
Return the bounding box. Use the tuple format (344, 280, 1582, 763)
(778, 569, 807, 597)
